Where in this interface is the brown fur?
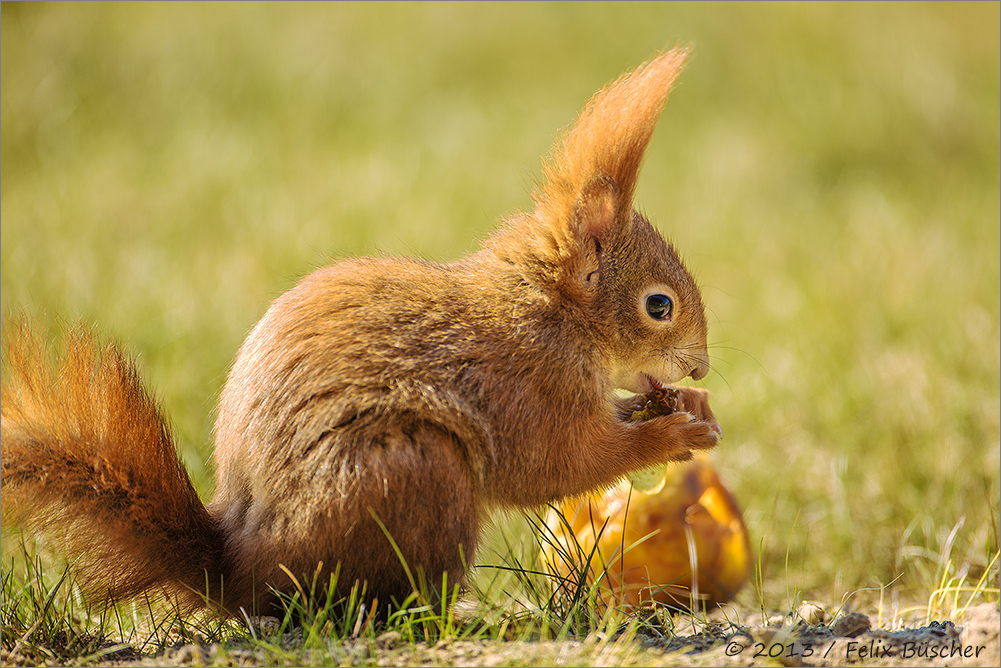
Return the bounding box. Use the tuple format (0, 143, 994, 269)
(1, 323, 226, 609)
(1, 48, 719, 615)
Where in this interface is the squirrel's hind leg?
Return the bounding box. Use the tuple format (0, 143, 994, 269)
(235, 419, 482, 613)
(350, 420, 481, 607)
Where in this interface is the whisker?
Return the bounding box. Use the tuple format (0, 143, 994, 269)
(706, 343, 767, 374)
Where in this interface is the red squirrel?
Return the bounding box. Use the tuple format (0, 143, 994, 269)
(1, 48, 720, 615)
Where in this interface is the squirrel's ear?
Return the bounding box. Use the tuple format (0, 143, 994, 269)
(574, 176, 618, 285)
(533, 47, 689, 237)
(575, 175, 619, 244)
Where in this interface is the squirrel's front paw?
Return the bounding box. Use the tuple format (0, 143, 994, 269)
(672, 386, 722, 437)
(620, 386, 721, 461)
(670, 412, 720, 452)
(637, 411, 719, 461)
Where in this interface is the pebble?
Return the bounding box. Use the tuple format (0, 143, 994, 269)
(832, 611, 871, 638)
(376, 630, 402, 650)
(796, 600, 829, 625)
(173, 643, 207, 665)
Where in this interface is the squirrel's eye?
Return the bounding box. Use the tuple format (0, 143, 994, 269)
(645, 294, 673, 321)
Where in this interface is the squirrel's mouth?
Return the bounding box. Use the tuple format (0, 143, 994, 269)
(612, 369, 675, 394)
(644, 374, 665, 390)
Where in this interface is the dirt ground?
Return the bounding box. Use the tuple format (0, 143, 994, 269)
(6, 601, 993, 667)
(654, 602, 1000, 667)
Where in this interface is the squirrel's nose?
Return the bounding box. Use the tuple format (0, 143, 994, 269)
(689, 357, 709, 381)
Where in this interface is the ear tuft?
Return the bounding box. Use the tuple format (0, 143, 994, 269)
(486, 48, 689, 294)
(534, 47, 690, 233)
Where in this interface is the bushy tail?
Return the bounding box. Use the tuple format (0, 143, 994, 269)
(1, 322, 228, 610)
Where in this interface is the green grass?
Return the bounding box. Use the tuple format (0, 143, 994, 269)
(2, 1, 999, 664)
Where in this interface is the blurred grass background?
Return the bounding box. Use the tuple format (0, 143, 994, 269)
(2, 1, 998, 613)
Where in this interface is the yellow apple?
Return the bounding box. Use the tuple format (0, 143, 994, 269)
(544, 455, 750, 611)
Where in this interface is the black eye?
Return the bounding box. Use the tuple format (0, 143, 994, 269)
(645, 294, 673, 321)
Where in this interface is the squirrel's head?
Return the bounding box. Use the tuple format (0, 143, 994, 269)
(568, 174, 710, 393)
(490, 47, 710, 391)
